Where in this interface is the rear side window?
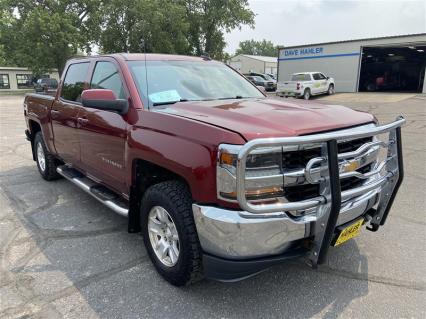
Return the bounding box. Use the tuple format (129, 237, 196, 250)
(61, 62, 89, 102)
(90, 61, 125, 99)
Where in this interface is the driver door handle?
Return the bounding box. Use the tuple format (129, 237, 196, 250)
(50, 109, 60, 119)
(77, 117, 89, 125)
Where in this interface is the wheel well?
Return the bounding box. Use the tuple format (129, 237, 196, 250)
(28, 120, 41, 160)
(29, 120, 41, 139)
(127, 158, 190, 233)
(133, 159, 187, 190)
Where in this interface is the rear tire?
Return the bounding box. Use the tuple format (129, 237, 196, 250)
(34, 132, 60, 181)
(141, 181, 203, 286)
(303, 89, 311, 100)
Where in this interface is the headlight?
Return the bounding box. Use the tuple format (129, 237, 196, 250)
(217, 145, 284, 202)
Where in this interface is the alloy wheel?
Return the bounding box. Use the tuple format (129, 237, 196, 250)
(147, 206, 180, 267)
(36, 142, 46, 172)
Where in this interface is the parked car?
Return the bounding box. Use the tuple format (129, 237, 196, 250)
(245, 72, 277, 91)
(24, 54, 404, 286)
(267, 73, 277, 80)
(245, 74, 276, 91)
(277, 72, 335, 99)
(34, 78, 58, 93)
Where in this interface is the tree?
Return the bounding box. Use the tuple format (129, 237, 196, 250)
(235, 39, 279, 57)
(0, 0, 256, 74)
(183, 0, 255, 60)
(99, 0, 190, 54)
(0, 0, 101, 75)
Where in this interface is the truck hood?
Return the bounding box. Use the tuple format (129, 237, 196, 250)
(155, 98, 374, 141)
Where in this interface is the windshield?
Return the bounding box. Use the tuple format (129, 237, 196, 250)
(128, 60, 264, 107)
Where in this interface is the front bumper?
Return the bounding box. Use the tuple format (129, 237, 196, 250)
(193, 187, 379, 260)
(193, 117, 405, 280)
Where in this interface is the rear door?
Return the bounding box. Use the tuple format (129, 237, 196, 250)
(77, 59, 128, 194)
(51, 62, 90, 164)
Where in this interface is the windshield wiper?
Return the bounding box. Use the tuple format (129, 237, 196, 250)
(215, 95, 247, 100)
(152, 99, 189, 106)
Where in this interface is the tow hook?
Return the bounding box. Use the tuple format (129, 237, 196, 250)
(365, 209, 380, 232)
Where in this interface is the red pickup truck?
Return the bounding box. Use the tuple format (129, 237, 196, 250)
(24, 54, 405, 286)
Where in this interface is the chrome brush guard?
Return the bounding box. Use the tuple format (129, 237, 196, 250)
(235, 116, 405, 266)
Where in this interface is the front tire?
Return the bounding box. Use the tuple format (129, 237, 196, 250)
(34, 132, 60, 180)
(141, 181, 203, 286)
(328, 84, 335, 95)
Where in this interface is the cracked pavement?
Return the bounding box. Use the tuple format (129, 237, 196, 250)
(1, 93, 425, 318)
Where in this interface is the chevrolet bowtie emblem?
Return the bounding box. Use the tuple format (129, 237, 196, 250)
(341, 161, 360, 173)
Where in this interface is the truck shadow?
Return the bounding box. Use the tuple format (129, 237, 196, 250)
(1, 165, 368, 319)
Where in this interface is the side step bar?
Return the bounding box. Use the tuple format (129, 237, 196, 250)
(57, 166, 129, 217)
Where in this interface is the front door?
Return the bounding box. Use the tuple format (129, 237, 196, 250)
(318, 73, 328, 92)
(51, 62, 90, 164)
(77, 60, 128, 194)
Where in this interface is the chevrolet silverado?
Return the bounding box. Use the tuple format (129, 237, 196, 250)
(24, 54, 404, 286)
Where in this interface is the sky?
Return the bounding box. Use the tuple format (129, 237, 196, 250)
(224, 0, 426, 54)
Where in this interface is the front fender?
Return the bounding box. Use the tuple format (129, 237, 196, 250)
(126, 110, 245, 203)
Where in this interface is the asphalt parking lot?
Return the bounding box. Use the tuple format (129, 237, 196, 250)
(1, 93, 425, 318)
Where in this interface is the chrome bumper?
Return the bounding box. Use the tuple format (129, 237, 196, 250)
(195, 117, 405, 265)
(193, 187, 378, 259)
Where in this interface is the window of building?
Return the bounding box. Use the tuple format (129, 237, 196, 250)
(0, 74, 10, 89)
(90, 61, 125, 99)
(61, 62, 90, 102)
(16, 74, 33, 89)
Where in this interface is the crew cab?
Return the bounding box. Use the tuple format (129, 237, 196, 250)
(24, 54, 404, 286)
(277, 72, 335, 99)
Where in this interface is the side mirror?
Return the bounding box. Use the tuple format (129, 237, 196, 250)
(256, 85, 266, 93)
(81, 89, 128, 114)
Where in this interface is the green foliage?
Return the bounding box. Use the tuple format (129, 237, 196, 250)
(235, 39, 279, 57)
(0, 0, 255, 74)
(183, 0, 255, 60)
(0, 0, 101, 75)
(99, 0, 190, 54)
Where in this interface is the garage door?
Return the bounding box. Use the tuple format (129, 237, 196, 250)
(358, 45, 426, 93)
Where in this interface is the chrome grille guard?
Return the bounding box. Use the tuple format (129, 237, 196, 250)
(235, 116, 405, 266)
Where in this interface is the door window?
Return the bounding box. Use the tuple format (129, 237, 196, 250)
(61, 62, 90, 102)
(318, 73, 327, 80)
(312, 73, 321, 81)
(90, 61, 125, 99)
